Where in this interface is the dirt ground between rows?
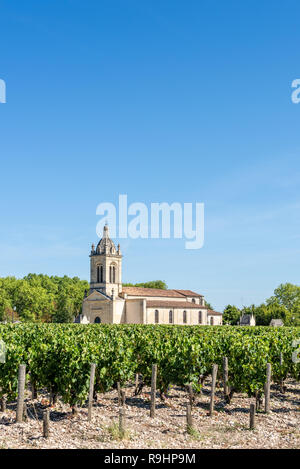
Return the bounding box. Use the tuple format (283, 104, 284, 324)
(0, 378, 299, 449)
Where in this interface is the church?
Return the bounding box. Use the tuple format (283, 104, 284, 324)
(76, 225, 222, 325)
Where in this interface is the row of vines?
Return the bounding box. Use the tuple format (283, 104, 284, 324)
(0, 324, 299, 408)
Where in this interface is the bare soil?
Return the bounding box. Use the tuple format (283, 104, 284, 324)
(0, 379, 299, 449)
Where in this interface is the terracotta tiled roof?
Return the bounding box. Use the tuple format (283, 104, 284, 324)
(122, 287, 185, 298)
(146, 300, 208, 309)
(207, 309, 222, 316)
(173, 289, 203, 297)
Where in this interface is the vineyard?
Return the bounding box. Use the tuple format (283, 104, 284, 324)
(0, 324, 299, 449)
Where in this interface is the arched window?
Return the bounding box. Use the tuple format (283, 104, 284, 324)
(183, 310, 187, 324)
(198, 311, 202, 324)
(110, 265, 116, 283)
(97, 265, 103, 283)
(210, 316, 214, 325)
(192, 298, 196, 303)
(169, 310, 173, 324)
(155, 310, 159, 324)
(94, 316, 101, 324)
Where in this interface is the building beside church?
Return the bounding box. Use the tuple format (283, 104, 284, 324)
(239, 313, 256, 326)
(76, 225, 222, 325)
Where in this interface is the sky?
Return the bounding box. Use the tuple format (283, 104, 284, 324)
(0, 0, 300, 312)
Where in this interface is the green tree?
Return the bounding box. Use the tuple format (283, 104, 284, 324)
(267, 283, 300, 325)
(223, 304, 240, 325)
(123, 280, 167, 289)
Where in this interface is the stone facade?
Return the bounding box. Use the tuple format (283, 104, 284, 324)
(79, 225, 222, 325)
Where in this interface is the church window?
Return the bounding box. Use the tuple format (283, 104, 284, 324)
(97, 265, 103, 283)
(94, 317, 101, 324)
(169, 310, 173, 323)
(155, 310, 159, 324)
(210, 316, 214, 325)
(192, 298, 196, 303)
(183, 310, 187, 324)
(198, 311, 202, 324)
(110, 265, 116, 283)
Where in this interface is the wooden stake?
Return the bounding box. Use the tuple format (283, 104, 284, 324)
(16, 364, 26, 423)
(31, 383, 37, 400)
(119, 408, 125, 438)
(121, 389, 126, 406)
(88, 363, 96, 422)
(279, 353, 284, 393)
(223, 357, 229, 399)
(43, 409, 50, 438)
(186, 403, 193, 433)
(150, 364, 157, 418)
(265, 363, 271, 414)
(117, 382, 121, 406)
(0, 396, 6, 412)
(209, 364, 218, 416)
(135, 373, 139, 392)
(187, 384, 194, 407)
(249, 403, 255, 430)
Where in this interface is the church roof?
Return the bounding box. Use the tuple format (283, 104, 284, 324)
(122, 287, 185, 298)
(173, 289, 204, 297)
(122, 286, 204, 298)
(207, 309, 223, 316)
(146, 300, 207, 309)
(95, 225, 117, 255)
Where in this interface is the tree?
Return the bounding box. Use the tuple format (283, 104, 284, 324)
(267, 283, 300, 325)
(123, 280, 168, 290)
(0, 274, 89, 323)
(223, 304, 240, 325)
(205, 301, 213, 310)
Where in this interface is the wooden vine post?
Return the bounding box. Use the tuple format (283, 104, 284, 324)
(264, 363, 271, 414)
(187, 384, 194, 407)
(16, 364, 26, 423)
(0, 396, 6, 412)
(279, 352, 284, 393)
(88, 363, 96, 422)
(223, 357, 229, 400)
(117, 382, 121, 406)
(119, 408, 125, 438)
(121, 390, 126, 406)
(209, 364, 218, 416)
(43, 409, 50, 438)
(249, 403, 256, 430)
(186, 403, 194, 434)
(150, 364, 157, 418)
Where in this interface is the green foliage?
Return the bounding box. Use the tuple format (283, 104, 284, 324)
(0, 274, 89, 323)
(223, 305, 240, 325)
(267, 283, 300, 326)
(0, 324, 298, 407)
(122, 280, 167, 290)
(223, 283, 300, 326)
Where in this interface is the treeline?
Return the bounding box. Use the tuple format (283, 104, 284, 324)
(0, 274, 89, 323)
(223, 283, 300, 326)
(123, 280, 168, 290)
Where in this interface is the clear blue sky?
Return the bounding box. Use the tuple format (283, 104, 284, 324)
(0, 0, 300, 311)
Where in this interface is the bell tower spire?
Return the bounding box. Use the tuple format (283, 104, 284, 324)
(89, 225, 122, 297)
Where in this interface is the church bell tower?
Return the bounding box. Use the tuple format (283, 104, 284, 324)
(89, 225, 122, 297)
